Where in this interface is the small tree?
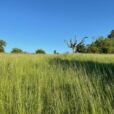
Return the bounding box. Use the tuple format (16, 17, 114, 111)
(65, 38, 77, 53)
(0, 39, 6, 53)
(36, 49, 46, 54)
(65, 36, 87, 53)
(11, 48, 23, 53)
(53, 50, 59, 54)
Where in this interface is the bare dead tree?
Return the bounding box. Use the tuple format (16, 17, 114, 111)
(65, 36, 88, 53)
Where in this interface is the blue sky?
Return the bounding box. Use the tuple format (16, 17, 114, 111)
(0, 0, 114, 53)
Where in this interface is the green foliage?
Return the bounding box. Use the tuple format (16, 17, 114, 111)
(0, 47, 5, 53)
(77, 42, 86, 53)
(88, 37, 104, 53)
(0, 39, 6, 53)
(0, 39, 6, 47)
(88, 37, 114, 53)
(101, 39, 114, 53)
(11, 48, 23, 53)
(36, 49, 46, 54)
(88, 44, 99, 53)
(108, 30, 114, 39)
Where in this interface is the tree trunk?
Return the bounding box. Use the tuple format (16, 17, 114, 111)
(73, 47, 77, 53)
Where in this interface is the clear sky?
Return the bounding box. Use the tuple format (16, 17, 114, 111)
(0, 0, 114, 53)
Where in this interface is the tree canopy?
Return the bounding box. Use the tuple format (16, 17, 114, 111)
(0, 40, 6, 53)
(11, 48, 23, 53)
(86, 36, 114, 53)
(36, 49, 46, 54)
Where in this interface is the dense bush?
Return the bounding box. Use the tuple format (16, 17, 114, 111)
(88, 37, 114, 53)
(36, 49, 46, 54)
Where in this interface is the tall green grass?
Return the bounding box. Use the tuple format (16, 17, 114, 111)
(0, 54, 114, 114)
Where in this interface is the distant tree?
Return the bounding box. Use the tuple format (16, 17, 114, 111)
(65, 38, 77, 53)
(54, 50, 57, 54)
(108, 30, 114, 39)
(53, 50, 59, 54)
(0, 39, 6, 53)
(65, 36, 88, 53)
(11, 48, 23, 53)
(36, 49, 46, 54)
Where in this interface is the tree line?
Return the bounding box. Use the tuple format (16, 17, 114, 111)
(66, 30, 114, 54)
(0, 41, 46, 54)
(0, 30, 114, 54)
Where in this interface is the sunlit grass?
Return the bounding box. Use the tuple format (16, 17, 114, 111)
(0, 54, 114, 114)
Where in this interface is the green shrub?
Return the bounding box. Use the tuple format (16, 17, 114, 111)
(36, 49, 46, 54)
(11, 48, 23, 53)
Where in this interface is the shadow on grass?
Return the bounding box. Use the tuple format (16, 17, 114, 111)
(49, 58, 114, 84)
(41, 58, 114, 114)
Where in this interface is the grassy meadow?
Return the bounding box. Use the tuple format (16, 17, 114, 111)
(0, 54, 114, 114)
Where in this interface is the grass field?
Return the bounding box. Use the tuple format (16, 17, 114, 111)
(0, 54, 114, 114)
